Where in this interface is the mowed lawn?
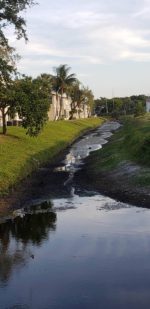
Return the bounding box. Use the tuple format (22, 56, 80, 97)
(0, 118, 104, 195)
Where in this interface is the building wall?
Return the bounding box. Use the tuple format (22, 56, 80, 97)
(48, 92, 60, 121)
(0, 109, 22, 127)
(0, 92, 91, 127)
(48, 92, 91, 121)
(48, 92, 72, 121)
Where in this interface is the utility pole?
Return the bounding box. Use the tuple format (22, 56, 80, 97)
(112, 88, 115, 111)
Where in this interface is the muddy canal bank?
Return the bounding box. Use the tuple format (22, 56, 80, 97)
(74, 166, 150, 208)
(0, 120, 149, 217)
(74, 123, 150, 208)
(0, 125, 104, 216)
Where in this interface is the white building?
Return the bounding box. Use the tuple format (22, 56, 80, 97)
(0, 109, 22, 127)
(48, 92, 91, 120)
(0, 92, 91, 127)
(48, 92, 72, 121)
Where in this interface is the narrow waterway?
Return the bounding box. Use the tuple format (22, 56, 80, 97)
(0, 122, 150, 309)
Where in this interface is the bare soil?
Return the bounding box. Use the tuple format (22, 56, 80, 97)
(74, 160, 150, 208)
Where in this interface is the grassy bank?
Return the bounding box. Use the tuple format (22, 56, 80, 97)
(86, 114, 150, 185)
(0, 118, 104, 196)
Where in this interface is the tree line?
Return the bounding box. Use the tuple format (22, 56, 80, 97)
(94, 95, 146, 118)
(0, 1, 94, 136)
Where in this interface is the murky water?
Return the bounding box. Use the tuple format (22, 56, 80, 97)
(0, 122, 150, 309)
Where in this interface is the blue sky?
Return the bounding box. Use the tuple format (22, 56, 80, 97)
(8, 0, 150, 98)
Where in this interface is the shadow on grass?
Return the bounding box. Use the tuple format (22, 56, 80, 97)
(0, 132, 21, 140)
(0, 141, 69, 203)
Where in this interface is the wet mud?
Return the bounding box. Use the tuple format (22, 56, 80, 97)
(0, 121, 149, 217)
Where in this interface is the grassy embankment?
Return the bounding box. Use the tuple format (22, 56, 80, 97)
(86, 114, 150, 186)
(0, 118, 104, 196)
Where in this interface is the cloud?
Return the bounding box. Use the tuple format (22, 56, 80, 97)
(20, 0, 150, 64)
(7, 0, 150, 96)
(120, 50, 150, 61)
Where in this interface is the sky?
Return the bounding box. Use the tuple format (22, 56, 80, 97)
(8, 0, 150, 98)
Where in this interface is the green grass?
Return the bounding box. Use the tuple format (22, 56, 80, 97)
(0, 118, 104, 196)
(87, 114, 150, 180)
(132, 172, 150, 187)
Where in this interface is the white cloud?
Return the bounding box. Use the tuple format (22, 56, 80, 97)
(120, 50, 150, 61)
(7, 0, 150, 96)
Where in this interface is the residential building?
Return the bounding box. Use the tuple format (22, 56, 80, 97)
(0, 92, 91, 127)
(0, 109, 22, 127)
(48, 92, 91, 120)
(48, 92, 72, 120)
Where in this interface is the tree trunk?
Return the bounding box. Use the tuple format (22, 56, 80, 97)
(2, 108, 7, 135)
(69, 102, 77, 120)
(69, 111, 73, 120)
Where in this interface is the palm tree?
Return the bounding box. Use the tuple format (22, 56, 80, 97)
(52, 64, 76, 119)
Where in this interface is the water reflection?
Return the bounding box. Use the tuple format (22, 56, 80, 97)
(55, 121, 121, 191)
(0, 207, 57, 285)
(2, 121, 150, 309)
(1, 194, 150, 308)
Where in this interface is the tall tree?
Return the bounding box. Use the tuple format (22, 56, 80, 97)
(82, 86, 94, 116)
(0, 44, 19, 134)
(14, 75, 52, 136)
(0, 0, 36, 134)
(0, 81, 16, 134)
(69, 83, 94, 119)
(52, 64, 76, 119)
(69, 81, 82, 119)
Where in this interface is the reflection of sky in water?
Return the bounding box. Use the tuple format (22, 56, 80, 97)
(1, 193, 150, 308)
(58, 121, 121, 175)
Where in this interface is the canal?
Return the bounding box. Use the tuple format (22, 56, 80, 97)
(0, 122, 150, 309)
